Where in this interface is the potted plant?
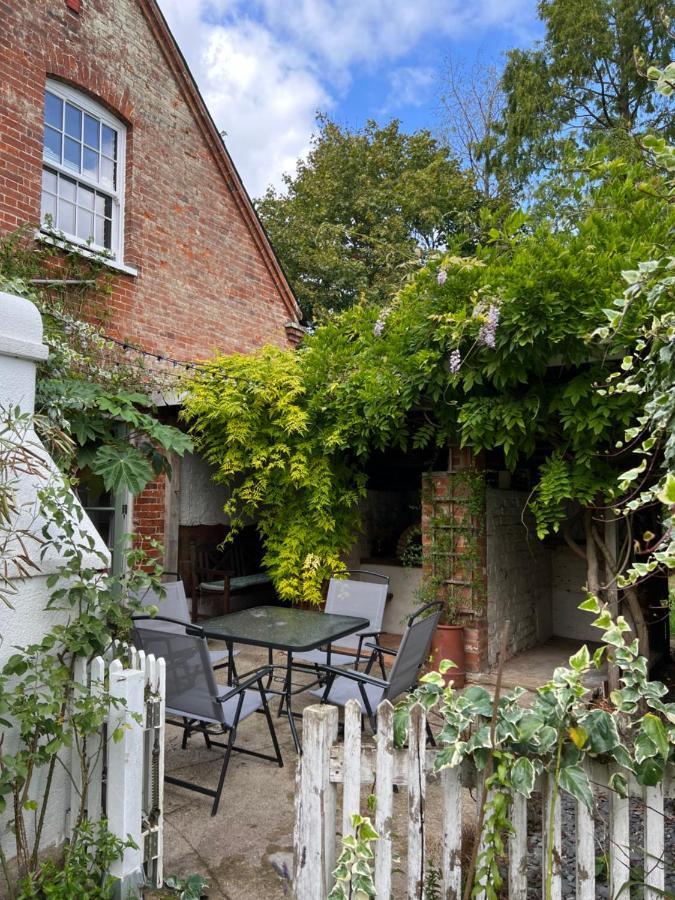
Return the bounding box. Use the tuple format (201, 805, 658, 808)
(428, 585, 465, 689)
(417, 575, 466, 687)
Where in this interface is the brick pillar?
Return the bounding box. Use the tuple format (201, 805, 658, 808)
(133, 473, 167, 566)
(421, 446, 488, 673)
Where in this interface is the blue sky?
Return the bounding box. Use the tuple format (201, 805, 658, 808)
(157, 1, 542, 197)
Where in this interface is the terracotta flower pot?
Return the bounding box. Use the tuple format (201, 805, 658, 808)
(429, 623, 465, 688)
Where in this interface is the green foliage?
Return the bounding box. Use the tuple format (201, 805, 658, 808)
(16, 821, 133, 900)
(256, 116, 482, 319)
(163, 873, 209, 899)
(498, 0, 675, 182)
(398, 598, 675, 898)
(0, 230, 192, 497)
(328, 814, 378, 900)
(0, 456, 163, 893)
(184, 156, 672, 603)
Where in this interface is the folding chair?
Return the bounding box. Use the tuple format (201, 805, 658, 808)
(133, 618, 283, 815)
(293, 570, 389, 675)
(133, 576, 235, 672)
(309, 600, 443, 733)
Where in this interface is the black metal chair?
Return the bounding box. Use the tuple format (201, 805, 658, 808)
(132, 575, 236, 674)
(133, 617, 283, 815)
(309, 600, 443, 733)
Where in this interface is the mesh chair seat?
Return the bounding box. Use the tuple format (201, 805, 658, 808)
(309, 675, 386, 712)
(167, 686, 263, 726)
(133, 579, 238, 671)
(299, 648, 361, 668)
(312, 600, 443, 732)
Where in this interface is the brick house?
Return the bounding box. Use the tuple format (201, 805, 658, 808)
(0, 0, 303, 585)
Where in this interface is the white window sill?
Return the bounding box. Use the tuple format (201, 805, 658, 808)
(35, 231, 138, 277)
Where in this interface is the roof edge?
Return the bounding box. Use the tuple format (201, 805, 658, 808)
(138, 0, 302, 324)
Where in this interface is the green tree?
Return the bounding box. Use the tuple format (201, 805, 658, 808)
(499, 0, 675, 181)
(184, 156, 674, 623)
(256, 116, 481, 319)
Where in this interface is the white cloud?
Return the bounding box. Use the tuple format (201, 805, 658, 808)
(384, 67, 436, 113)
(157, 0, 536, 196)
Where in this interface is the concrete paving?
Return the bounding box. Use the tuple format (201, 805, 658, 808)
(160, 643, 477, 900)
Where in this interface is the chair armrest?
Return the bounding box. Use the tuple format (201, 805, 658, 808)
(318, 665, 388, 689)
(215, 666, 274, 703)
(364, 641, 398, 657)
(132, 614, 202, 636)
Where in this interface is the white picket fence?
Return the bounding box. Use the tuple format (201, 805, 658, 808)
(68, 647, 166, 896)
(294, 699, 673, 900)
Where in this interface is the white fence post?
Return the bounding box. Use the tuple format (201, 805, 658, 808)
(374, 700, 395, 899)
(407, 703, 426, 899)
(342, 699, 362, 838)
(508, 791, 527, 899)
(297, 700, 675, 900)
(608, 764, 630, 900)
(576, 760, 595, 900)
(441, 765, 462, 899)
(294, 703, 339, 900)
(644, 780, 665, 899)
(107, 658, 145, 898)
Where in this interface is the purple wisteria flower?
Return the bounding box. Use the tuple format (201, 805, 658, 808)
(437, 269, 447, 286)
(478, 303, 500, 348)
(449, 349, 461, 373)
(373, 307, 391, 337)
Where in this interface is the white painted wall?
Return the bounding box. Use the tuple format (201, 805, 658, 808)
(178, 451, 231, 526)
(551, 545, 597, 642)
(0, 291, 110, 863)
(355, 563, 423, 635)
(486, 488, 552, 667)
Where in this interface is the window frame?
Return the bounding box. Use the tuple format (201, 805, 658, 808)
(41, 79, 128, 265)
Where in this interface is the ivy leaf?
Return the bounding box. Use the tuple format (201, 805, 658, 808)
(558, 763, 593, 811)
(636, 756, 665, 787)
(581, 709, 620, 754)
(511, 757, 535, 797)
(641, 714, 669, 760)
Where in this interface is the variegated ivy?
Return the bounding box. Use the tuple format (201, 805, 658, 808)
(396, 598, 675, 899)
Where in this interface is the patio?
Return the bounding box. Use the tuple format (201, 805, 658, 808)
(158, 641, 476, 900)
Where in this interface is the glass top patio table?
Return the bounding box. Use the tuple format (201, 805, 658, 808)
(201, 605, 368, 653)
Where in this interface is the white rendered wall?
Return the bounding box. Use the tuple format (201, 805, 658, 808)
(486, 488, 552, 667)
(0, 291, 110, 863)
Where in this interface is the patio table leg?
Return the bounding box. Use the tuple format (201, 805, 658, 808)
(283, 652, 302, 754)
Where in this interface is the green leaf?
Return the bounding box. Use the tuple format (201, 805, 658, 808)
(511, 757, 535, 797)
(641, 714, 669, 761)
(581, 709, 620, 754)
(91, 444, 155, 496)
(558, 763, 593, 811)
(578, 595, 601, 613)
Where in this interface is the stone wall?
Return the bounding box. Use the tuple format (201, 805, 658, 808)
(486, 488, 552, 668)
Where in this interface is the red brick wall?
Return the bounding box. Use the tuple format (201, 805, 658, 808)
(421, 448, 489, 673)
(0, 0, 301, 548)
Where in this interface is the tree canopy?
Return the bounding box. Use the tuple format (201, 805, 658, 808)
(184, 155, 674, 606)
(498, 0, 675, 181)
(256, 117, 482, 320)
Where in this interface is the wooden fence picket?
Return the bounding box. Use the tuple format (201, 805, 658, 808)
(295, 700, 675, 900)
(342, 699, 362, 838)
(575, 764, 595, 900)
(643, 780, 665, 899)
(407, 704, 426, 899)
(608, 764, 630, 899)
(374, 700, 395, 899)
(508, 791, 528, 899)
(542, 773, 562, 900)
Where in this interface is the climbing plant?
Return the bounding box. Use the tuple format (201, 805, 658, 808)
(183, 149, 673, 609)
(0, 228, 192, 497)
(396, 596, 675, 899)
